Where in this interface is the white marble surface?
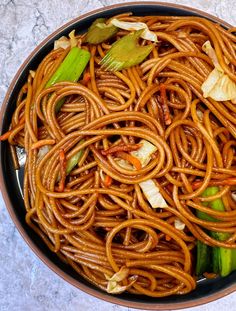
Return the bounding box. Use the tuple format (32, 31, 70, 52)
(0, 1, 235, 310)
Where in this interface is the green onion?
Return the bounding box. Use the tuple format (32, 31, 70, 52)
(100, 30, 153, 72)
(85, 18, 118, 44)
(46, 47, 90, 112)
(66, 140, 85, 174)
(196, 186, 235, 277)
(196, 240, 211, 276)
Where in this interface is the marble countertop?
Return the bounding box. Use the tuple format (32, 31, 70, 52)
(0, 1, 235, 310)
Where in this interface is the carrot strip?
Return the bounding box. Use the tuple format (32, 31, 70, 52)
(0, 130, 12, 141)
(58, 149, 66, 192)
(165, 235, 172, 241)
(101, 143, 141, 156)
(117, 151, 142, 170)
(104, 174, 112, 187)
(31, 139, 56, 150)
(81, 72, 91, 85)
(203, 272, 217, 279)
(0, 116, 25, 141)
(192, 178, 236, 190)
(160, 84, 172, 125)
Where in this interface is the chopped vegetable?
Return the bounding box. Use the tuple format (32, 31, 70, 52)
(29, 70, 36, 78)
(68, 30, 78, 48)
(202, 40, 223, 71)
(116, 151, 142, 170)
(100, 30, 153, 71)
(232, 192, 236, 202)
(196, 109, 203, 121)
(54, 30, 79, 50)
(196, 240, 211, 276)
(107, 267, 129, 282)
(0, 130, 13, 141)
(131, 139, 157, 167)
(105, 267, 137, 294)
(104, 174, 112, 187)
(81, 72, 91, 85)
(85, 18, 118, 44)
(46, 47, 90, 112)
(66, 140, 85, 175)
(174, 218, 185, 231)
(139, 179, 168, 208)
(46, 47, 90, 87)
(37, 145, 50, 160)
(110, 18, 158, 42)
(54, 36, 70, 50)
(196, 187, 236, 277)
(115, 158, 133, 170)
(201, 41, 236, 102)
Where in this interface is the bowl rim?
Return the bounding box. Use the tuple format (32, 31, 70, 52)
(0, 2, 235, 310)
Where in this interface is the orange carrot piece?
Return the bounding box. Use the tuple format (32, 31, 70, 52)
(0, 130, 12, 141)
(0, 116, 25, 141)
(165, 235, 172, 241)
(81, 72, 91, 85)
(117, 151, 142, 170)
(203, 272, 217, 279)
(104, 174, 112, 187)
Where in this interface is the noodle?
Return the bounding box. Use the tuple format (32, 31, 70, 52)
(2, 14, 236, 297)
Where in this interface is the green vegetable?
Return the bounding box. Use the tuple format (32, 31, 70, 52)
(196, 240, 211, 276)
(66, 140, 84, 174)
(85, 18, 118, 44)
(232, 249, 236, 271)
(100, 30, 153, 72)
(46, 47, 90, 111)
(196, 187, 236, 277)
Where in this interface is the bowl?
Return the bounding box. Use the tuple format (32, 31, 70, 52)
(0, 2, 235, 310)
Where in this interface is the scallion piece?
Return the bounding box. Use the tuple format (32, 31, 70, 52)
(46, 47, 90, 112)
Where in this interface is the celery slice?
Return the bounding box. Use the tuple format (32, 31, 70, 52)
(46, 47, 90, 112)
(85, 18, 118, 44)
(100, 30, 153, 72)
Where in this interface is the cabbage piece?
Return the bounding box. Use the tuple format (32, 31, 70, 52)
(131, 139, 157, 167)
(107, 267, 129, 282)
(174, 218, 185, 230)
(54, 30, 78, 50)
(115, 158, 133, 170)
(139, 179, 168, 208)
(115, 139, 157, 170)
(202, 68, 236, 101)
(201, 41, 236, 102)
(105, 267, 137, 294)
(54, 36, 70, 50)
(232, 192, 236, 202)
(37, 145, 50, 161)
(110, 18, 158, 42)
(202, 40, 223, 72)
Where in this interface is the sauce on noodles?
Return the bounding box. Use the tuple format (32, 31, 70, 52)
(1, 13, 236, 297)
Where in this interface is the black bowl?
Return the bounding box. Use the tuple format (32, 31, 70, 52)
(0, 2, 235, 310)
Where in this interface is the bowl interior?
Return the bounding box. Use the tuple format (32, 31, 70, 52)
(1, 2, 235, 309)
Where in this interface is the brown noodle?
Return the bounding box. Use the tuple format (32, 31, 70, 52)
(3, 13, 236, 296)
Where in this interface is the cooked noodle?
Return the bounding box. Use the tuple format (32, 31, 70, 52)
(3, 13, 236, 296)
